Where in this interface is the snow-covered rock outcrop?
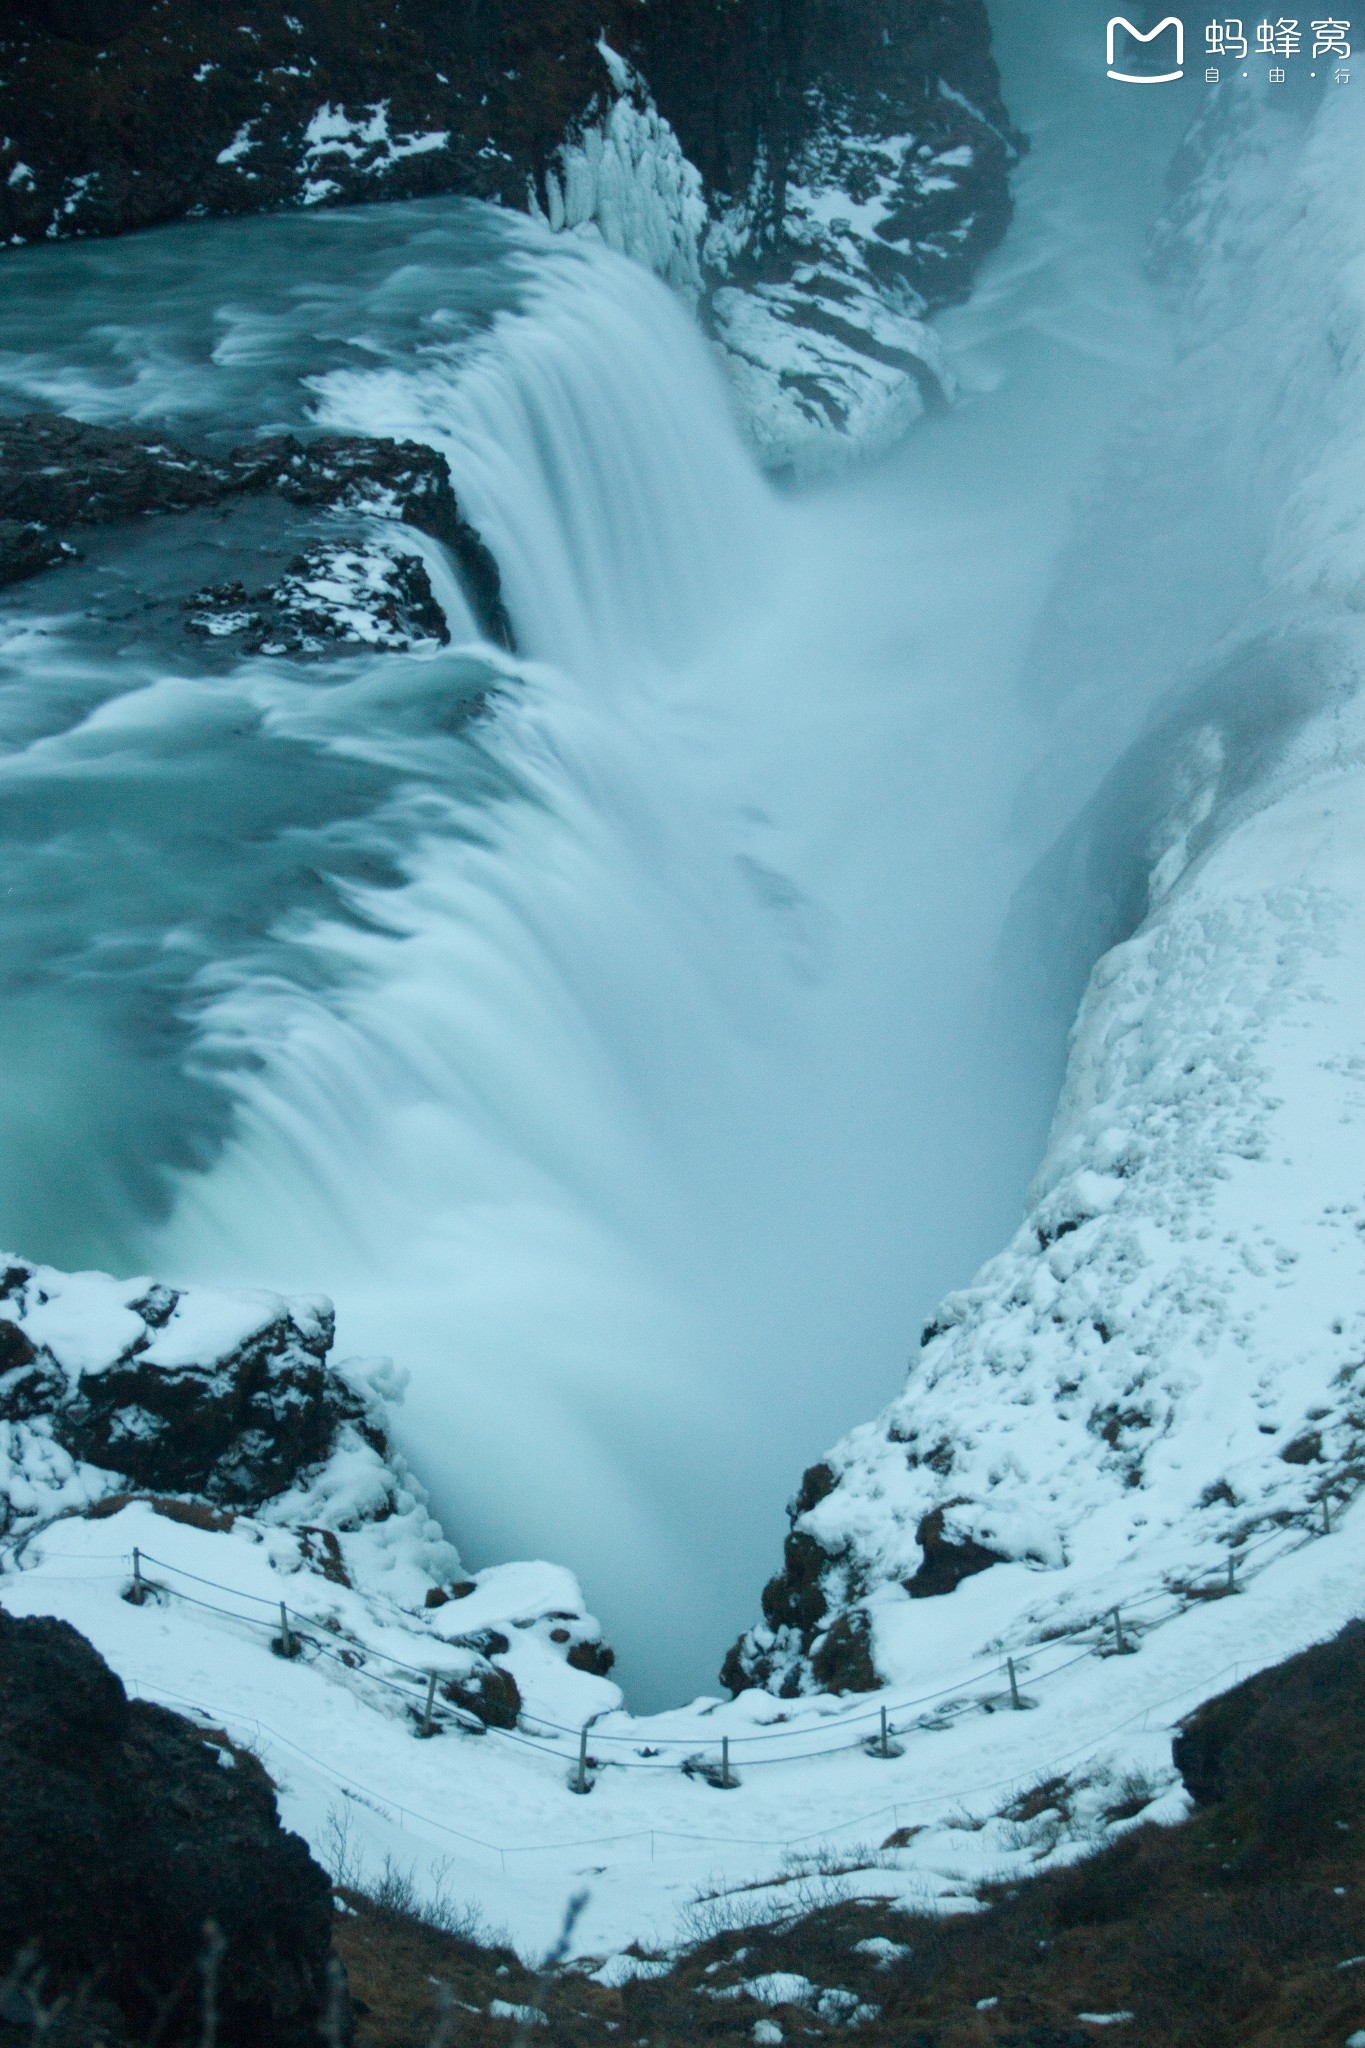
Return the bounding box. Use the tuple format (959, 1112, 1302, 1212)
(727, 74, 1365, 1696)
(703, 88, 1012, 473)
(0, 1255, 618, 1736)
(530, 29, 1017, 473)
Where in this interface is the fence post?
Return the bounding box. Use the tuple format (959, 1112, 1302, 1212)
(879, 1705, 891, 1757)
(573, 1726, 589, 1794)
(128, 1547, 145, 1606)
(1112, 1607, 1128, 1655)
(1226, 1549, 1237, 1593)
(1008, 1656, 1022, 1710)
(419, 1672, 437, 1737)
(1323, 1494, 1334, 1536)
(272, 1597, 298, 1662)
(720, 1736, 734, 1789)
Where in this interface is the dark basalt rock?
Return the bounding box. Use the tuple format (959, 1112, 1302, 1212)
(808, 1608, 879, 1694)
(0, 414, 513, 648)
(54, 1322, 357, 1507)
(718, 1634, 756, 1697)
(723, 1545, 881, 1696)
(903, 1504, 1006, 1599)
(440, 1661, 522, 1730)
(566, 1636, 616, 1677)
(792, 1460, 837, 1516)
(1173, 1617, 1365, 1851)
(724, 1493, 1008, 1694)
(761, 1527, 832, 1638)
(0, 1608, 338, 2048)
(0, 1258, 381, 1511)
(722, 1524, 846, 1695)
(0, 0, 636, 245)
(0, 1321, 63, 1424)
(186, 543, 451, 657)
(697, 0, 1020, 306)
(0, 520, 73, 587)
(0, 4, 1019, 409)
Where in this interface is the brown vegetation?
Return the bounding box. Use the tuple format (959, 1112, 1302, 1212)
(338, 1621, 1365, 2048)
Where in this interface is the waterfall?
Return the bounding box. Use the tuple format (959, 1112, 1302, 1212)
(0, 0, 1217, 1708)
(305, 243, 769, 678)
(146, 66, 1183, 1697)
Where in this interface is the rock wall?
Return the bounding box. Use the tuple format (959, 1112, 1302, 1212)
(0, 1, 1021, 471)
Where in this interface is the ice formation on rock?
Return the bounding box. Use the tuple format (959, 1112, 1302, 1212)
(532, 44, 708, 300)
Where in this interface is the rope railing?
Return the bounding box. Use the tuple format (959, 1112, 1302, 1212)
(120, 1546, 1136, 1759)
(122, 1646, 1256, 1878)
(40, 1485, 1337, 1777)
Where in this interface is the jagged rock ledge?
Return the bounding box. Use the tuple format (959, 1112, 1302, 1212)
(0, 412, 513, 652)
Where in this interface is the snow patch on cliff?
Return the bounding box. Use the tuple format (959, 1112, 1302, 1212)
(711, 263, 951, 478)
(301, 102, 451, 179)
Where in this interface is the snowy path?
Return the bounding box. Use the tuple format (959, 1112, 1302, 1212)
(5, 1480, 1358, 1957)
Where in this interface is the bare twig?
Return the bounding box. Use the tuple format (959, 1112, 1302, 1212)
(198, 1921, 227, 2048)
(509, 1891, 590, 2048)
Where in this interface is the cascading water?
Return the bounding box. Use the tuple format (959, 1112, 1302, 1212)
(0, 4, 1220, 1705)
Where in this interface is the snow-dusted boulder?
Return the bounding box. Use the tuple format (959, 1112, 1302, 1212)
(0, 1258, 376, 1523)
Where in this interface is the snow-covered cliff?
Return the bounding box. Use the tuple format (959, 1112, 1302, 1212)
(727, 73, 1365, 1698)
